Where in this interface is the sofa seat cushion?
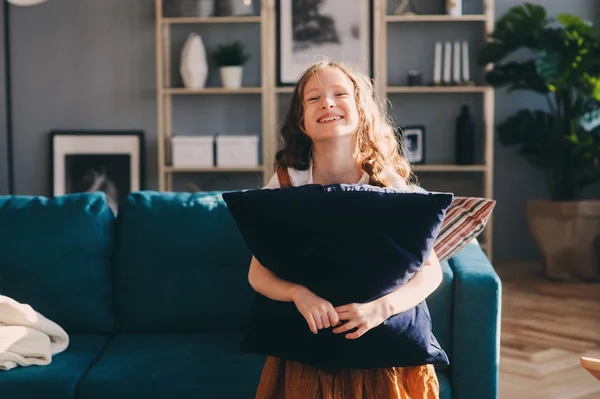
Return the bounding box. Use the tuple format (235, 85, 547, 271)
(438, 371, 451, 399)
(78, 333, 265, 399)
(428, 260, 454, 371)
(0, 334, 107, 399)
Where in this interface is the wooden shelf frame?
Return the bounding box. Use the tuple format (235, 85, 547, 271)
(385, 14, 487, 22)
(376, 0, 496, 259)
(155, 0, 496, 259)
(161, 16, 263, 24)
(155, 0, 273, 193)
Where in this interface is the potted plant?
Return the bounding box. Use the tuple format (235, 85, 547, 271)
(478, 3, 600, 281)
(213, 40, 250, 89)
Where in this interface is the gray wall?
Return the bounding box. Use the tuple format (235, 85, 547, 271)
(4, 0, 600, 261)
(9, 0, 157, 193)
(0, 4, 8, 195)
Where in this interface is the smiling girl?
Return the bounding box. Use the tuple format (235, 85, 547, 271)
(248, 60, 442, 398)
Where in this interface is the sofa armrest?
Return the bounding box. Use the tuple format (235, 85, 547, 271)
(448, 240, 502, 399)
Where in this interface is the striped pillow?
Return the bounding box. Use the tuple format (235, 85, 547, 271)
(434, 197, 496, 262)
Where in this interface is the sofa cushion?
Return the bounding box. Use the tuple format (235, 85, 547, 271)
(223, 184, 451, 369)
(0, 193, 114, 334)
(112, 191, 255, 333)
(0, 334, 107, 399)
(428, 260, 453, 371)
(77, 333, 265, 399)
(438, 371, 451, 399)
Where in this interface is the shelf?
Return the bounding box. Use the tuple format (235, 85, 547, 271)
(275, 87, 295, 93)
(165, 166, 264, 173)
(161, 16, 262, 24)
(387, 86, 490, 93)
(413, 164, 488, 172)
(163, 87, 263, 95)
(385, 14, 487, 22)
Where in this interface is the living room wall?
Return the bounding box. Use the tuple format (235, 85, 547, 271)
(0, 3, 8, 195)
(0, 0, 599, 262)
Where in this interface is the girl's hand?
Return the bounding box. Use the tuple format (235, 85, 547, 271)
(333, 300, 388, 339)
(291, 286, 340, 334)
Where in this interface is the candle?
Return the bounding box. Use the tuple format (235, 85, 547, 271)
(434, 41, 442, 85)
(462, 41, 470, 82)
(453, 41, 460, 84)
(443, 41, 452, 84)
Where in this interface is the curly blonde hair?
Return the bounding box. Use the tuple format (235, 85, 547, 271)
(274, 59, 415, 187)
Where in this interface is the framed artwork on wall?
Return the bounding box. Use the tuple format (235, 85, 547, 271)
(398, 125, 425, 164)
(49, 130, 145, 213)
(276, 0, 373, 86)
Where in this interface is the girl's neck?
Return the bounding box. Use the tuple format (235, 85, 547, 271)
(311, 136, 363, 185)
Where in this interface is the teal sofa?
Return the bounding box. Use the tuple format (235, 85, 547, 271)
(0, 191, 501, 399)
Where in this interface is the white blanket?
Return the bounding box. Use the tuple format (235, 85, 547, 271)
(0, 295, 69, 370)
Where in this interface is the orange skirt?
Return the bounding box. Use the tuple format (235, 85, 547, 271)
(255, 356, 439, 399)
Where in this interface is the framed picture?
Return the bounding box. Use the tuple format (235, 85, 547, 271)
(398, 125, 425, 164)
(276, 0, 373, 86)
(50, 130, 145, 213)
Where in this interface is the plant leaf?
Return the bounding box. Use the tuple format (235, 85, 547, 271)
(497, 109, 555, 146)
(478, 3, 548, 65)
(557, 14, 594, 35)
(485, 61, 548, 93)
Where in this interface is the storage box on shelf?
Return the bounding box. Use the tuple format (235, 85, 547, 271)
(215, 135, 260, 168)
(172, 135, 214, 167)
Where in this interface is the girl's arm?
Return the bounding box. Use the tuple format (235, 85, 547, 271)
(248, 255, 300, 302)
(378, 250, 443, 317)
(334, 250, 443, 339)
(248, 256, 340, 334)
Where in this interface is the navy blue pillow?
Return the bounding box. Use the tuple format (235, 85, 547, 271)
(222, 183, 452, 369)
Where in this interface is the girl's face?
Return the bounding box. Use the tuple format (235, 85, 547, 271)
(301, 68, 360, 142)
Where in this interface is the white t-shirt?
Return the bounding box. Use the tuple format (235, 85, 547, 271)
(263, 163, 409, 189)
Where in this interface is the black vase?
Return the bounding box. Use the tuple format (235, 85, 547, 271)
(455, 105, 476, 165)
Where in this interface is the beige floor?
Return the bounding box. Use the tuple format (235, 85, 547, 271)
(495, 261, 600, 399)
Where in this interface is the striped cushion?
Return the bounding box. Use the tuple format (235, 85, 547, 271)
(434, 197, 496, 262)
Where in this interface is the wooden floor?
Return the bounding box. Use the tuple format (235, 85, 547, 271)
(496, 262, 600, 399)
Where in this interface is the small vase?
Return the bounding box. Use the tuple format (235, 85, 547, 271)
(446, 0, 462, 16)
(220, 66, 243, 89)
(180, 33, 208, 89)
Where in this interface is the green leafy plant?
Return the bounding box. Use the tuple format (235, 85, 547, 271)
(213, 41, 250, 67)
(478, 3, 600, 201)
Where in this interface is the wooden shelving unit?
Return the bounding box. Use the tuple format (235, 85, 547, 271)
(385, 14, 487, 22)
(375, 0, 496, 258)
(154, 0, 495, 259)
(155, 0, 275, 194)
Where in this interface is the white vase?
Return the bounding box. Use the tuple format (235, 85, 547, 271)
(180, 33, 208, 89)
(446, 0, 462, 16)
(220, 66, 243, 89)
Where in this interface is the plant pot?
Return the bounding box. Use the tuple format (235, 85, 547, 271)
(527, 200, 600, 281)
(220, 66, 243, 88)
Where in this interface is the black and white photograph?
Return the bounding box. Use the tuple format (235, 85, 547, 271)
(398, 125, 425, 164)
(277, 0, 372, 85)
(50, 131, 145, 214)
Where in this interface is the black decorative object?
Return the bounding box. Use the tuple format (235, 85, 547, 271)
(455, 105, 475, 165)
(397, 125, 425, 164)
(407, 70, 422, 86)
(49, 130, 145, 214)
(276, 0, 373, 86)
